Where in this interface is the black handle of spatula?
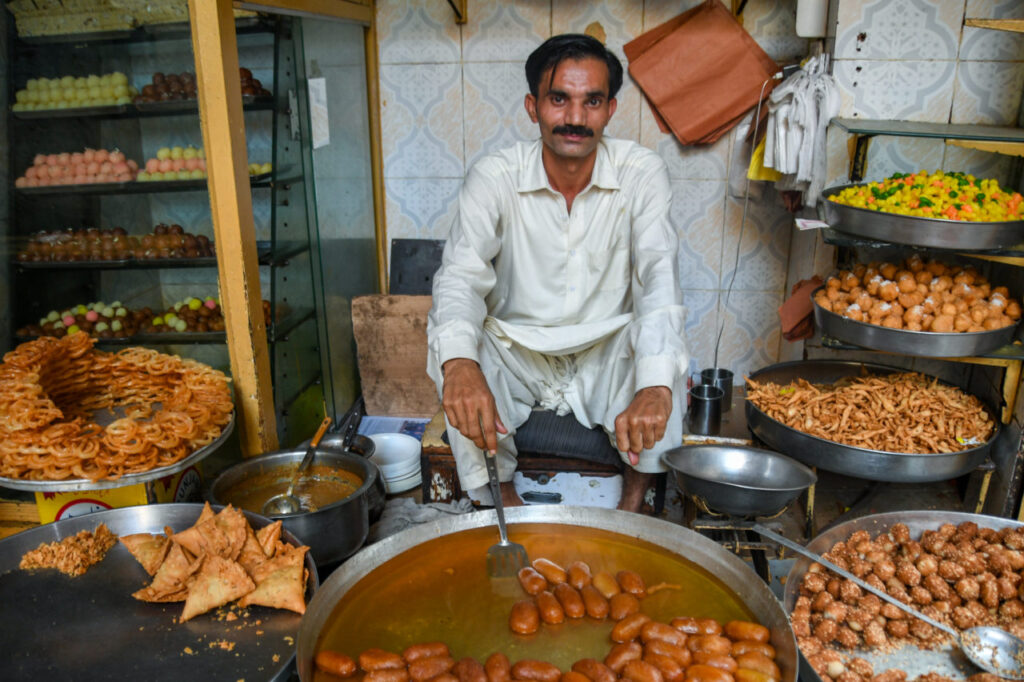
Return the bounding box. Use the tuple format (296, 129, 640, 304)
(484, 450, 511, 546)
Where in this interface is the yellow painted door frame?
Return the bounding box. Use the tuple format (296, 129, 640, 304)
(189, 0, 383, 455)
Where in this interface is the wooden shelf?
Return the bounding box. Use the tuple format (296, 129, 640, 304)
(965, 18, 1024, 34)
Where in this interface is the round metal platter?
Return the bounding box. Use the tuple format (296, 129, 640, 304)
(0, 412, 234, 492)
(745, 360, 997, 483)
(783, 510, 1024, 682)
(822, 184, 1024, 250)
(0, 502, 318, 682)
(812, 286, 1020, 357)
(296, 505, 798, 682)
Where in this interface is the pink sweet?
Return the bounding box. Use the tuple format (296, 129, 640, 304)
(83, 149, 96, 163)
(99, 162, 113, 175)
(47, 166, 61, 179)
(15, 177, 27, 188)
(74, 174, 88, 185)
(86, 162, 100, 175)
(95, 173, 110, 183)
(112, 161, 128, 174)
(46, 154, 58, 166)
(33, 154, 46, 166)
(109, 151, 125, 164)
(158, 159, 173, 173)
(127, 159, 138, 171)
(171, 158, 186, 171)
(85, 310, 99, 321)
(94, 149, 109, 163)
(145, 158, 160, 173)
(25, 166, 37, 179)
(204, 299, 217, 310)
(25, 177, 39, 187)
(57, 152, 71, 165)
(62, 315, 75, 326)
(197, 159, 206, 172)
(35, 177, 49, 186)
(71, 152, 84, 165)
(184, 158, 200, 171)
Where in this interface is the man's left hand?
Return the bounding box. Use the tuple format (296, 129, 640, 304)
(614, 386, 672, 465)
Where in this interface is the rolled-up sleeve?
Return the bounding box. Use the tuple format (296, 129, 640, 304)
(629, 158, 689, 390)
(427, 160, 504, 371)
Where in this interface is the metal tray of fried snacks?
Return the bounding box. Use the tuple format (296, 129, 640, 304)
(0, 503, 317, 682)
(823, 183, 1024, 250)
(745, 361, 998, 483)
(0, 413, 234, 493)
(783, 510, 1024, 682)
(813, 287, 1020, 357)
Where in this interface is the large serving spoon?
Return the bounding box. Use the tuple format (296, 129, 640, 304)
(751, 523, 1024, 680)
(483, 450, 528, 578)
(262, 416, 333, 516)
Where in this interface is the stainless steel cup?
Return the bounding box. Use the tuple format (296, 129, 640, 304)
(700, 367, 734, 412)
(687, 384, 724, 436)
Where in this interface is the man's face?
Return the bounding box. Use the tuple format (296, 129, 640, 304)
(525, 57, 617, 161)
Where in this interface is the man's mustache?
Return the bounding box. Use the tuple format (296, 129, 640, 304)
(552, 125, 594, 137)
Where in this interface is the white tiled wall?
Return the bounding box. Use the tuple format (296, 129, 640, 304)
(376, 0, 809, 381)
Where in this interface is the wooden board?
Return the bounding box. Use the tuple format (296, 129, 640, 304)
(352, 295, 440, 418)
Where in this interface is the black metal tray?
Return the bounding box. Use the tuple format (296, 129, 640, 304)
(0, 502, 317, 682)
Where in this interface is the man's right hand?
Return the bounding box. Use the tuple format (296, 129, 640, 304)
(441, 358, 507, 454)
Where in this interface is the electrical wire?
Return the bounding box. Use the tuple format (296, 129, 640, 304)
(712, 71, 784, 369)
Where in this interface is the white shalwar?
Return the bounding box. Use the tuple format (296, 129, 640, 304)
(427, 137, 690, 492)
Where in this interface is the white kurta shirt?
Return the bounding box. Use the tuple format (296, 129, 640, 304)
(428, 137, 687, 393)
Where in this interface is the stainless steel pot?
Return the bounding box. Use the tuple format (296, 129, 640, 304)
(210, 448, 374, 565)
(319, 432, 386, 523)
(296, 506, 798, 681)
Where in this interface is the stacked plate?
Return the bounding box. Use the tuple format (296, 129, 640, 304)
(368, 433, 422, 494)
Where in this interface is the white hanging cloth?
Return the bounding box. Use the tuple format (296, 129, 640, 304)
(763, 54, 839, 203)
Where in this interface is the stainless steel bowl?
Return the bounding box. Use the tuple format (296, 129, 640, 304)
(783, 511, 1024, 682)
(823, 183, 1024, 250)
(662, 445, 817, 517)
(210, 448, 374, 565)
(812, 286, 1019, 357)
(296, 506, 798, 682)
(319, 432, 386, 523)
(746, 360, 999, 483)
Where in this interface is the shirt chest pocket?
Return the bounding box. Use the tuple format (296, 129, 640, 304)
(585, 219, 631, 293)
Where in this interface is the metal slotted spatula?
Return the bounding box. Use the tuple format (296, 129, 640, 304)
(483, 450, 528, 577)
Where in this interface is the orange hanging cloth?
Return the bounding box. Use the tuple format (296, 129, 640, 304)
(624, 0, 780, 145)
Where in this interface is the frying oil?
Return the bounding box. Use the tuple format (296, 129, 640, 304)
(315, 523, 752, 677)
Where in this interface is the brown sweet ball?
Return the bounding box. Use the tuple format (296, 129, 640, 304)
(932, 314, 955, 332)
(881, 315, 903, 329)
(865, 275, 883, 296)
(954, 314, 972, 332)
(855, 292, 874, 312)
(878, 281, 899, 301)
(879, 262, 898, 280)
(843, 304, 864, 322)
(826, 276, 841, 290)
(841, 271, 859, 291)
(1007, 301, 1022, 320)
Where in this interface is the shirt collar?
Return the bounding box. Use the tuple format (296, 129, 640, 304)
(517, 138, 621, 193)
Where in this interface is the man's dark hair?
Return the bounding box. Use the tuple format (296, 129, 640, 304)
(525, 34, 623, 100)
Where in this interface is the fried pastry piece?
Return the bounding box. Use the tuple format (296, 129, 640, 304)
(180, 554, 255, 622)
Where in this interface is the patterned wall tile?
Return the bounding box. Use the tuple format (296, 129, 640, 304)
(960, 0, 1024, 62)
(463, 61, 537, 168)
(942, 144, 1016, 184)
(834, 0, 963, 61)
(462, 0, 550, 63)
(640, 102, 731, 180)
(720, 195, 792, 292)
(385, 177, 461, 241)
(951, 60, 1024, 125)
(380, 63, 464, 178)
(552, 0, 643, 55)
(605, 77, 641, 143)
(716, 289, 784, 381)
(670, 179, 726, 291)
(834, 59, 956, 122)
(642, 0, 724, 30)
(863, 135, 945, 181)
(743, 0, 806, 63)
(376, 0, 461, 65)
(681, 288, 720, 373)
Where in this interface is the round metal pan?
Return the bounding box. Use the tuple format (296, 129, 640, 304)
(0, 502, 318, 682)
(0, 412, 234, 492)
(296, 505, 798, 682)
(812, 287, 1019, 357)
(823, 183, 1024, 250)
(783, 511, 1024, 682)
(745, 360, 997, 483)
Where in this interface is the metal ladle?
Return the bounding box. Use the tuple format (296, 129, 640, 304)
(752, 523, 1024, 680)
(262, 416, 333, 516)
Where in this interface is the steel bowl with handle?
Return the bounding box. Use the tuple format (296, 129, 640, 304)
(296, 505, 798, 681)
(210, 448, 375, 565)
(662, 444, 817, 517)
(318, 431, 386, 523)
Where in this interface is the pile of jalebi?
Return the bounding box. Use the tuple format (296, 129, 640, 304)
(0, 333, 232, 481)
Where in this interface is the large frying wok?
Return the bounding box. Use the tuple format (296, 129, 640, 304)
(296, 506, 797, 681)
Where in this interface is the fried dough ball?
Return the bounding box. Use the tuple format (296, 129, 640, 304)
(938, 560, 965, 581)
(872, 559, 896, 581)
(863, 621, 887, 648)
(839, 580, 863, 604)
(836, 671, 865, 682)
(797, 636, 823, 656)
(879, 603, 904, 620)
(878, 281, 899, 302)
(915, 555, 938, 576)
(909, 586, 933, 605)
(835, 625, 860, 649)
(923, 574, 952, 600)
(879, 263, 898, 280)
(955, 577, 980, 601)
(813, 619, 839, 644)
(812, 590, 835, 612)
(848, 658, 874, 680)
(802, 572, 827, 594)
(895, 562, 922, 587)
(846, 607, 873, 632)
(872, 670, 907, 682)
(932, 314, 955, 332)
(884, 619, 910, 639)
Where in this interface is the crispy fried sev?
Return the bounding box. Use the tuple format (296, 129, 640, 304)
(19, 523, 117, 577)
(746, 371, 994, 454)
